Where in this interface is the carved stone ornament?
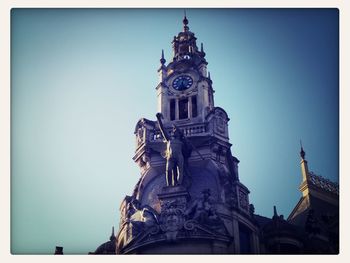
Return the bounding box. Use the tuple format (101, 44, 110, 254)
(159, 199, 186, 241)
(185, 189, 225, 232)
(118, 198, 160, 247)
(238, 190, 249, 211)
(216, 115, 225, 133)
(136, 127, 144, 146)
(227, 190, 238, 209)
(157, 186, 189, 241)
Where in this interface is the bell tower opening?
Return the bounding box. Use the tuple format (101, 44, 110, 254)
(179, 98, 189, 119)
(191, 96, 197, 118)
(170, 99, 176, 121)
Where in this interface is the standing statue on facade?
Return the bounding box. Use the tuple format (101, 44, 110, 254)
(156, 113, 191, 186)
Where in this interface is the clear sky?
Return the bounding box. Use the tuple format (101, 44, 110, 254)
(11, 8, 339, 254)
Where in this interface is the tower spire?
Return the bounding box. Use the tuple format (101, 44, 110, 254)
(273, 205, 278, 218)
(300, 140, 305, 160)
(110, 226, 116, 241)
(183, 10, 189, 32)
(299, 141, 310, 196)
(158, 49, 167, 83)
(160, 49, 166, 65)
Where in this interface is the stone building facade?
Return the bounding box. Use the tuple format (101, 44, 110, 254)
(89, 16, 339, 255)
(114, 15, 258, 254)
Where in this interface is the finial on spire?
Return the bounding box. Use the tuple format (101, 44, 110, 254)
(110, 226, 115, 240)
(200, 42, 206, 58)
(273, 205, 278, 218)
(160, 49, 166, 65)
(183, 10, 189, 32)
(300, 140, 305, 159)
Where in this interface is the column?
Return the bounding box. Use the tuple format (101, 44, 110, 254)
(175, 98, 179, 120)
(188, 96, 192, 119)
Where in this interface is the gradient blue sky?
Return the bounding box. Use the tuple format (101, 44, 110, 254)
(11, 8, 339, 254)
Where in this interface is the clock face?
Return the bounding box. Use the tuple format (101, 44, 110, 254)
(172, 75, 193, 91)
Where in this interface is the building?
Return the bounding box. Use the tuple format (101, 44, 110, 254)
(88, 15, 338, 255)
(254, 146, 339, 254)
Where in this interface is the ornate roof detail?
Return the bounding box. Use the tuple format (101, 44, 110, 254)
(308, 171, 339, 195)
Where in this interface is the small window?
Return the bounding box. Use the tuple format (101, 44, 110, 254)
(191, 96, 197, 117)
(170, 99, 175, 120)
(179, 98, 188, 119)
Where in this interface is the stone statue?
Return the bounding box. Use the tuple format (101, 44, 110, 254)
(185, 189, 221, 226)
(141, 206, 159, 228)
(123, 198, 159, 239)
(156, 113, 190, 186)
(117, 198, 160, 251)
(136, 127, 144, 145)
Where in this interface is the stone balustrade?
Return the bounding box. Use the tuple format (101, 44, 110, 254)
(149, 122, 208, 142)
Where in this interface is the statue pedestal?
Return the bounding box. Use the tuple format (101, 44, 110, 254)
(157, 186, 190, 241)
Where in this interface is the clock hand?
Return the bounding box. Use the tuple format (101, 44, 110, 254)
(179, 79, 184, 87)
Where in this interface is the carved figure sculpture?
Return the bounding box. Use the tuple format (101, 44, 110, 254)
(125, 199, 144, 238)
(124, 199, 159, 239)
(156, 113, 190, 186)
(136, 127, 144, 145)
(185, 189, 221, 226)
(117, 198, 159, 251)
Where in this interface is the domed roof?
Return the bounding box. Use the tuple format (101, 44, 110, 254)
(90, 227, 116, 255)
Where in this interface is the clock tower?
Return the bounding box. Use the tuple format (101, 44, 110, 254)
(116, 15, 258, 254)
(157, 15, 214, 123)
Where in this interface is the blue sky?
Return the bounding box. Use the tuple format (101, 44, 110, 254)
(11, 8, 338, 254)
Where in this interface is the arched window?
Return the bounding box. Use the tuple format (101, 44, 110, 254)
(179, 98, 189, 119)
(191, 96, 197, 117)
(170, 99, 175, 120)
